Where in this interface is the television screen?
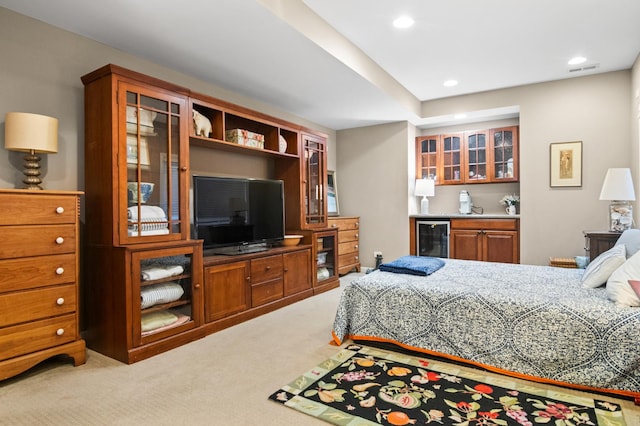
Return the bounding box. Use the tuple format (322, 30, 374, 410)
(192, 176, 285, 253)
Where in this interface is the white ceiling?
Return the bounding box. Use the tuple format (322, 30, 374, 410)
(1, 0, 639, 130)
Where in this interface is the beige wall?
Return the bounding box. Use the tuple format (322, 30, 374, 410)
(0, 7, 336, 193)
(338, 71, 634, 267)
(336, 122, 413, 269)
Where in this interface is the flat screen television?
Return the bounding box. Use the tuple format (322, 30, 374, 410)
(192, 175, 285, 254)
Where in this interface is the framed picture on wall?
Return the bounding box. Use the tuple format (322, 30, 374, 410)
(550, 141, 582, 187)
(327, 170, 339, 216)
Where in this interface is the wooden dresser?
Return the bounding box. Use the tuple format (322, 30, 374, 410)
(0, 189, 86, 380)
(329, 216, 361, 275)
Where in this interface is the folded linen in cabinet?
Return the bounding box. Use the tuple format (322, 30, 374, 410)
(141, 312, 190, 336)
(128, 205, 169, 233)
(141, 264, 185, 281)
(127, 205, 167, 220)
(140, 282, 184, 309)
(128, 228, 170, 236)
(140, 310, 178, 332)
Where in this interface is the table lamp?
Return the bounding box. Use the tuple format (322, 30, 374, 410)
(415, 178, 435, 215)
(599, 167, 636, 231)
(4, 112, 58, 190)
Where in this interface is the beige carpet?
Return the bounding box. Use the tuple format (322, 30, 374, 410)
(1, 272, 640, 425)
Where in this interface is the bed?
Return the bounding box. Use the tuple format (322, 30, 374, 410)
(332, 252, 640, 401)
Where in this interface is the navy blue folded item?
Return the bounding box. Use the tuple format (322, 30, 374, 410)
(378, 255, 445, 276)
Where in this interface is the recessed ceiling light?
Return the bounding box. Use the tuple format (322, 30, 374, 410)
(393, 16, 414, 28)
(443, 79, 458, 87)
(568, 56, 587, 65)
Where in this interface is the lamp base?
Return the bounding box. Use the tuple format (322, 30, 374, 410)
(609, 201, 633, 232)
(420, 196, 430, 215)
(22, 150, 44, 190)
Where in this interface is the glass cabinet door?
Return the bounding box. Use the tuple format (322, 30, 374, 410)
(465, 131, 488, 182)
(120, 82, 188, 244)
(316, 231, 337, 285)
(303, 133, 327, 228)
(491, 127, 518, 181)
(416, 135, 439, 182)
(131, 245, 201, 347)
(441, 133, 463, 184)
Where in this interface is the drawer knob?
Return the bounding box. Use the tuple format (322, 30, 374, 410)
(355, 233, 359, 238)
(331, 224, 337, 227)
(355, 244, 359, 249)
(56, 328, 65, 336)
(56, 237, 64, 244)
(56, 267, 64, 275)
(56, 206, 65, 214)
(56, 297, 65, 305)
(355, 256, 359, 260)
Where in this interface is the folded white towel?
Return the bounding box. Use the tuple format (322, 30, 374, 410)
(141, 264, 184, 281)
(128, 228, 170, 237)
(128, 205, 167, 221)
(140, 282, 184, 309)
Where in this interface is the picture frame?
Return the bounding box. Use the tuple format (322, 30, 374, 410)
(327, 170, 339, 216)
(126, 135, 150, 168)
(550, 141, 582, 187)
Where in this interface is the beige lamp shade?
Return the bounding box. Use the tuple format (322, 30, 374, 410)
(5, 112, 58, 153)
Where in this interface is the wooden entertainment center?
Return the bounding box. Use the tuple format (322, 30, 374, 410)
(81, 64, 339, 363)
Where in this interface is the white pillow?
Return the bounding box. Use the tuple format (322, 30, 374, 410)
(581, 244, 626, 288)
(606, 250, 640, 306)
(615, 229, 640, 258)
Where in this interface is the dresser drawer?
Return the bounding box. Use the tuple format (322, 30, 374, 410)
(338, 241, 359, 255)
(0, 313, 77, 361)
(0, 254, 76, 292)
(0, 193, 77, 226)
(251, 279, 284, 307)
(329, 218, 359, 231)
(250, 255, 283, 284)
(339, 253, 360, 268)
(0, 284, 76, 327)
(338, 229, 359, 243)
(0, 225, 76, 259)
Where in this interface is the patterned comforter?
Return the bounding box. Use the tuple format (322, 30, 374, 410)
(332, 258, 640, 395)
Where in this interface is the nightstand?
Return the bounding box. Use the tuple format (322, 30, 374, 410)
(583, 230, 621, 261)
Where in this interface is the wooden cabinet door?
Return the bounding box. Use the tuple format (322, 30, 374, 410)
(415, 135, 440, 182)
(440, 133, 464, 184)
(450, 229, 482, 260)
(483, 231, 519, 263)
(283, 249, 311, 296)
(464, 130, 489, 183)
(204, 261, 250, 322)
(490, 126, 518, 182)
(302, 132, 328, 228)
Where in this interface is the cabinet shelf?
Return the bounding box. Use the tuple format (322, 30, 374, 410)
(189, 135, 298, 159)
(141, 299, 190, 314)
(140, 273, 190, 287)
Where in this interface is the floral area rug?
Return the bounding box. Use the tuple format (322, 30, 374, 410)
(269, 344, 628, 425)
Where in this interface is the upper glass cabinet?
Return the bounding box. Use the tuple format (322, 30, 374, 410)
(491, 127, 519, 182)
(416, 135, 440, 182)
(120, 83, 188, 244)
(302, 133, 327, 228)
